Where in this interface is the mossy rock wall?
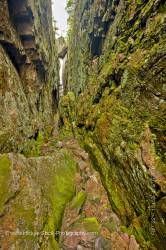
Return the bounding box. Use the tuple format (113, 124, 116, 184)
(64, 0, 166, 248)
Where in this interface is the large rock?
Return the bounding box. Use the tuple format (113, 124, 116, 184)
(0, 150, 76, 249)
(56, 36, 67, 58)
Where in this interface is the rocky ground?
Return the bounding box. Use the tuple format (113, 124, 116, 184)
(58, 139, 139, 250)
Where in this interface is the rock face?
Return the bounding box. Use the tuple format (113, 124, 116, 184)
(60, 0, 166, 249)
(0, 1, 64, 248)
(0, 0, 165, 249)
(0, 0, 59, 152)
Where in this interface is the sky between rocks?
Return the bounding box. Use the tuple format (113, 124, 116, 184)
(52, 0, 68, 37)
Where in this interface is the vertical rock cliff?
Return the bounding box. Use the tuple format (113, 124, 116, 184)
(0, 1, 64, 249)
(0, 0, 165, 249)
(59, 0, 166, 249)
(0, 0, 59, 152)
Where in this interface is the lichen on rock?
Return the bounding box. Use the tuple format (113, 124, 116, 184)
(0, 0, 59, 152)
(0, 150, 77, 249)
(60, 0, 166, 249)
(0, 0, 165, 249)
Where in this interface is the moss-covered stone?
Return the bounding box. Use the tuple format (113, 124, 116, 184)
(0, 154, 11, 214)
(70, 191, 87, 209)
(71, 217, 100, 233)
(46, 150, 77, 231)
(0, 150, 77, 249)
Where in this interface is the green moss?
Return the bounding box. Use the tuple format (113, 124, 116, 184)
(70, 191, 87, 209)
(57, 128, 74, 142)
(13, 204, 36, 240)
(43, 125, 53, 141)
(110, 187, 126, 215)
(59, 92, 76, 128)
(0, 131, 10, 151)
(35, 150, 77, 248)
(72, 217, 100, 233)
(23, 131, 45, 157)
(48, 239, 60, 250)
(103, 221, 118, 233)
(121, 217, 153, 249)
(41, 219, 60, 250)
(0, 154, 11, 214)
(58, 1, 165, 248)
(46, 150, 77, 232)
(84, 138, 133, 220)
(149, 106, 166, 162)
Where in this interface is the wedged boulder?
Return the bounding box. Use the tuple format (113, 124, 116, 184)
(56, 36, 67, 59)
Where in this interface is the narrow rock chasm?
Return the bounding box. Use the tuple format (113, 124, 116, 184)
(0, 0, 166, 250)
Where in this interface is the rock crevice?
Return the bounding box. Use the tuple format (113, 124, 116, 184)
(0, 0, 165, 249)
